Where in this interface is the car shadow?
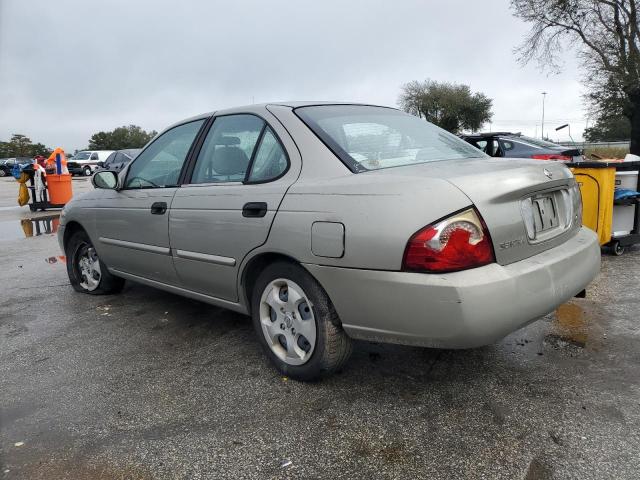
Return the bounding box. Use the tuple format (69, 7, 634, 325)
(104, 282, 505, 388)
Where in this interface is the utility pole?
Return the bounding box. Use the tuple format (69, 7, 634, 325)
(541, 92, 547, 139)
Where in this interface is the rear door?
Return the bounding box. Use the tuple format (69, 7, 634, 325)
(169, 112, 300, 301)
(94, 119, 206, 284)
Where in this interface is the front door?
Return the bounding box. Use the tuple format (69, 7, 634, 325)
(95, 119, 206, 285)
(170, 113, 298, 301)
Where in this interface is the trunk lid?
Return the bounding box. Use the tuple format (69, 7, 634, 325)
(374, 157, 582, 265)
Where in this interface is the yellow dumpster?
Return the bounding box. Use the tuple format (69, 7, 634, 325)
(570, 165, 615, 245)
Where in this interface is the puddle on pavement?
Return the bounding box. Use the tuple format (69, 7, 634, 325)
(550, 303, 589, 347)
(45, 255, 66, 265)
(0, 215, 60, 241)
(545, 300, 607, 350)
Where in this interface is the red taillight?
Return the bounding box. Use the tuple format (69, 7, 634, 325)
(402, 208, 495, 273)
(531, 154, 572, 161)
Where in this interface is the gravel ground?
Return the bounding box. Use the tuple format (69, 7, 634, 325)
(0, 177, 639, 479)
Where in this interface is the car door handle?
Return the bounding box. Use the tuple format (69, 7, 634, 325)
(150, 201, 167, 215)
(242, 202, 268, 218)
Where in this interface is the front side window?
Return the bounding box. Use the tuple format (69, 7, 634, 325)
(125, 119, 204, 189)
(295, 105, 485, 172)
(191, 115, 264, 184)
(104, 152, 117, 166)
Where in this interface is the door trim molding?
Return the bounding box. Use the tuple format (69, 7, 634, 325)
(174, 249, 236, 266)
(109, 268, 247, 314)
(99, 237, 170, 255)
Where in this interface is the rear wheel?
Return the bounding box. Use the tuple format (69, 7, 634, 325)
(251, 261, 352, 381)
(0, 169, 6, 177)
(83, 166, 92, 176)
(611, 240, 625, 256)
(65, 230, 124, 294)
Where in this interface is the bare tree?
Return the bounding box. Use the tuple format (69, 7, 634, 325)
(512, 0, 640, 154)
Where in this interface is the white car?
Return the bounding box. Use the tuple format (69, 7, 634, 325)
(67, 150, 115, 176)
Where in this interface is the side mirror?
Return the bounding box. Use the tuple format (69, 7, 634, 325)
(92, 170, 118, 190)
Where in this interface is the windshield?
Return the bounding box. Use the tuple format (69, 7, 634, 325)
(73, 151, 91, 160)
(295, 105, 485, 172)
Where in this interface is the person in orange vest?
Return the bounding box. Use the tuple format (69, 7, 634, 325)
(45, 148, 69, 174)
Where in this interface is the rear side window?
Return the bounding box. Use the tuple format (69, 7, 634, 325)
(295, 105, 484, 172)
(504, 139, 535, 154)
(247, 128, 288, 182)
(190, 114, 289, 184)
(501, 140, 514, 151)
(191, 115, 264, 184)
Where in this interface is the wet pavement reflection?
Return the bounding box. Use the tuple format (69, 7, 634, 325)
(0, 215, 60, 241)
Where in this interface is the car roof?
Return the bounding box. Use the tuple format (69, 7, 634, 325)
(463, 132, 521, 139)
(162, 101, 396, 134)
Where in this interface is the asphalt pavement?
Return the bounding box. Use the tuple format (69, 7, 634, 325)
(0, 176, 639, 479)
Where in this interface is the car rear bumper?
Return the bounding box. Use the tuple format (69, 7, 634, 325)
(304, 227, 600, 348)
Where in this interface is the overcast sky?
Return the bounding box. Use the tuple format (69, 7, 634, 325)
(0, 0, 589, 151)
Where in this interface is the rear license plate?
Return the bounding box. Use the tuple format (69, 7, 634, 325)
(532, 195, 559, 233)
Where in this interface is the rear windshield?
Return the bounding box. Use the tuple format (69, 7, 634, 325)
(515, 135, 561, 149)
(295, 105, 484, 172)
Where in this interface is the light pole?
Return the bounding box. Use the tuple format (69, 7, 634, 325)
(541, 92, 547, 140)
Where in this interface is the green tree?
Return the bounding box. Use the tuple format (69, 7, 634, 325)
(584, 115, 631, 141)
(88, 125, 157, 150)
(0, 134, 52, 158)
(398, 80, 493, 134)
(0, 142, 11, 157)
(9, 134, 32, 156)
(511, 0, 640, 154)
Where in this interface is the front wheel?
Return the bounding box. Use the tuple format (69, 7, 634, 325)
(83, 166, 92, 176)
(65, 230, 125, 294)
(0, 169, 6, 177)
(251, 261, 352, 381)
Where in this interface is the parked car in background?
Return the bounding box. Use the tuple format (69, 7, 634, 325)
(67, 150, 114, 176)
(0, 157, 33, 177)
(462, 132, 584, 162)
(59, 102, 600, 380)
(96, 149, 140, 173)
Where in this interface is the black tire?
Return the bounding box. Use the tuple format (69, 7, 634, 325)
(65, 230, 125, 295)
(251, 261, 352, 381)
(0, 169, 6, 177)
(611, 240, 625, 256)
(83, 166, 92, 176)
